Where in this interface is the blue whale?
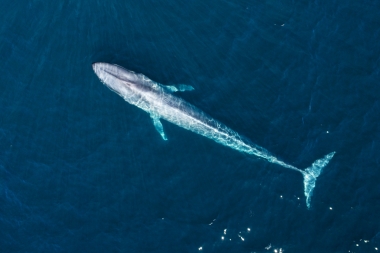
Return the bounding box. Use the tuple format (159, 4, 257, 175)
(92, 62, 335, 208)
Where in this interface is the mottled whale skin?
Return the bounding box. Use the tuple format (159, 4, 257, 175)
(92, 62, 335, 208)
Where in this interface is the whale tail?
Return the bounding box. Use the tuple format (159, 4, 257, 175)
(302, 152, 336, 208)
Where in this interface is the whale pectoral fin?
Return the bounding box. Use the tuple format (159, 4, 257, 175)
(151, 115, 168, 141)
(165, 86, 179, 92)
(177, 84, 194, 91)
(165, 84, 194, 92)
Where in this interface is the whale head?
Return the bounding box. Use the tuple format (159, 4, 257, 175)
(92, 62, 135, 84)
(92, 62, 159, 110)
(92, 62, 146, 95)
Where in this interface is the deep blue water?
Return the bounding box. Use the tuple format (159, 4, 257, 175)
(1, 0, 380, 252)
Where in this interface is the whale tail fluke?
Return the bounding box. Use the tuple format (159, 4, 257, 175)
(302, 152, 336, 208)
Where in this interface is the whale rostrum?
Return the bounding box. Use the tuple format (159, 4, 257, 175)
(92, 62, 335, 208)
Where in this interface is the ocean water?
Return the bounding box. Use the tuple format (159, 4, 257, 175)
(1, 0, 379, 252)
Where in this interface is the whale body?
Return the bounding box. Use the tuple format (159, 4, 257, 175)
(92, 62, 335, 208)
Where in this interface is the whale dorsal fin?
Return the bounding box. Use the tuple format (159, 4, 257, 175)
(165, 84, 194, 92)
(150, 114, 167, 141)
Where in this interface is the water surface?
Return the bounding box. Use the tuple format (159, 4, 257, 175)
(0, 0, 379, 252)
